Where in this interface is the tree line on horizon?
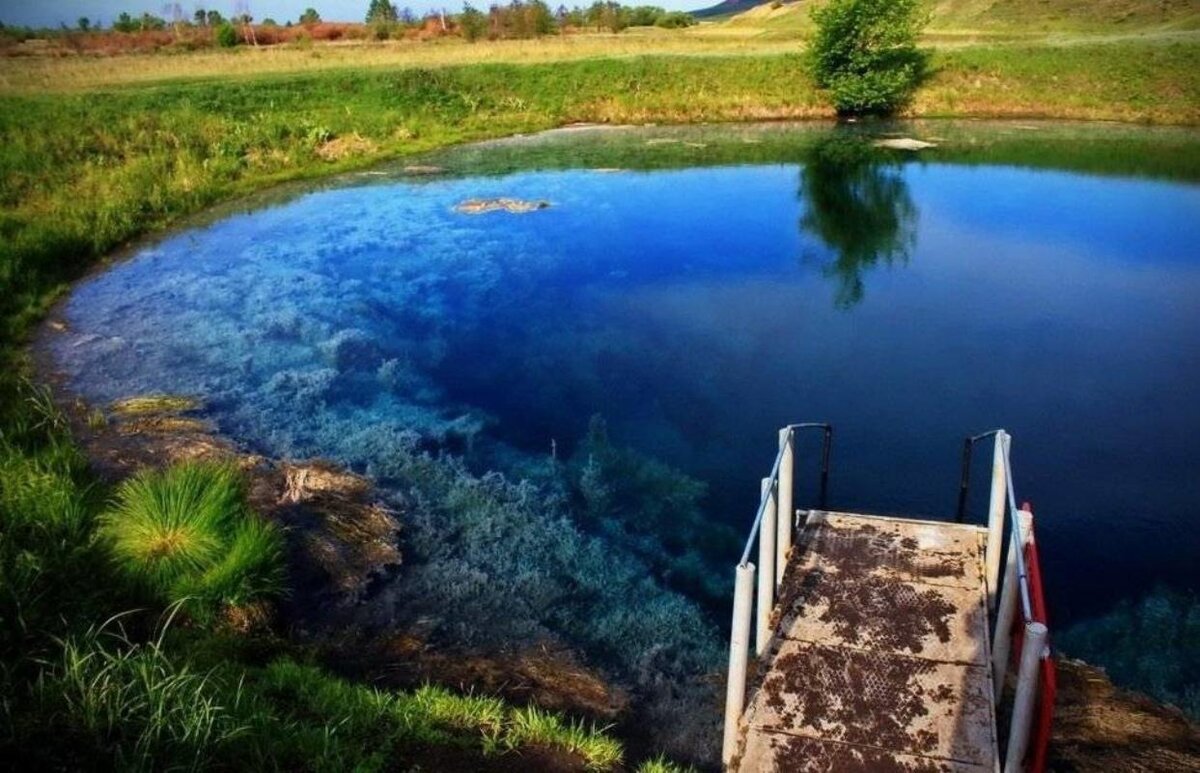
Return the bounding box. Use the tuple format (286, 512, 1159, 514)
(1, 1, 692, 38)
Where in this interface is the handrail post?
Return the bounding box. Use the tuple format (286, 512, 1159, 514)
(956, 436, 973, 523)
(992, 508, 1033, 701)
(756, 478, 777, 656)
(818, 425, 832, 509)
(1004, 621, 1048, 773)
(723, 562, 756, 768)
(985, 431, 1008, 610)
(776, 428, 794, 587)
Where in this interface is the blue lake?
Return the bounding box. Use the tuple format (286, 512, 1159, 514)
(47, 123, 1200, 729)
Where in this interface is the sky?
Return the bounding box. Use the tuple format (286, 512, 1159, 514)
(0, 0, 712, 27)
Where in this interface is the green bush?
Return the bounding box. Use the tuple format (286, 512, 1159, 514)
(809, 0, 928, 115)
(459, 5, 488, 42)
(655, 12, 694, 29)
(98, 462, 283, 622)
(215, 22, 239, 48)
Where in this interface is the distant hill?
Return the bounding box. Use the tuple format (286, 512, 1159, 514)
(692, 0, 773, 20)
(692, 0, 1200, 30)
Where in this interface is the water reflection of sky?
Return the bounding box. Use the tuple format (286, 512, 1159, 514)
(53, 158, 1200, 630)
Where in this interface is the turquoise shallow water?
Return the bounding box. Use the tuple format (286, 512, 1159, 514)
(48, 125, 1200, 731)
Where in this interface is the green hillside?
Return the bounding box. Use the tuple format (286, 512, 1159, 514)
(701, 0, 1200, 36)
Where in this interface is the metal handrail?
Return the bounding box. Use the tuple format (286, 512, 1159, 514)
(960, 428, 1033, 624)
(724, 422, 833, 767)
(737, 423, 833, 567)
(957, 429, 999, 522)
(1001, 435, 1034, 622)
(737, 440, 787, 567)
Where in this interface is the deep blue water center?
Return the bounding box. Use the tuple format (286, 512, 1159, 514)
(50, 124, 1200, 714)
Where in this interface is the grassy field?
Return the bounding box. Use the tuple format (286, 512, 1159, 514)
(1, 3, 1198, 768)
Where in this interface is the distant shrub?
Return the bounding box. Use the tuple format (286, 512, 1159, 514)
(215, 22, 238, 47)
(655, 11, 694, 29)
(809, 0, 928, 115)
(459, 5, 487, 42)
(98, 462, 283, 622)
(366, 0, 400, 24)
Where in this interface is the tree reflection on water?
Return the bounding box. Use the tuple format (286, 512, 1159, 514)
(799, 134, 918, 308)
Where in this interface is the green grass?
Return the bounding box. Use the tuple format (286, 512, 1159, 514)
(506, 704, 624, 769)
(17, 616, 633, 771)
(39, 623, 251, 772)
(0, 377, 635, 768)
(260, 659, 625, 770)
(99, 462, 284, 622)
(636, 755, 696, 773)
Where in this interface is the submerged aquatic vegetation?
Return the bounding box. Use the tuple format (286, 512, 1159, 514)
(569, 415, 737, 605)
(98, 462, 284, 621)
(1058, 587, 1200, 720)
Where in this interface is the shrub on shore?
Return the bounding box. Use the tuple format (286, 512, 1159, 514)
(809, 0, 928, 115)
(98, 462, 284, 622)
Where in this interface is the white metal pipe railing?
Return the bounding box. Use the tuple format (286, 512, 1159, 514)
(992, 508, 1033, 700)
(979, 429, 1047, 773)
(724, 423, 831, 767)
(1005, 621, 1048, 772)
(776, 428, 795, 587)
(722, 562, 755, 767)
(1001, 434, 1034, 623)
(986, 432, 1007, 610)
(724, 425, 1047, 770)
(755, 477, 777, 656)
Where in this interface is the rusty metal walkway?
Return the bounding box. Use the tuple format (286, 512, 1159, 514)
(734, 510, 997, 772)
(722, 425, 1052, 771)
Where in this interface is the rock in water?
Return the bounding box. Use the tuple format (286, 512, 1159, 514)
(401, 165, 444, 175)
(874, 137, 938, 151)
(453, 198, 551, 215)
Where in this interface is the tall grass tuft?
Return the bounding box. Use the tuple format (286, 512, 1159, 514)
(36, 617, 251, 772)
(637, 754, 695, 773)
(506, 703, 623, 770)
(98, 462, 283, 622)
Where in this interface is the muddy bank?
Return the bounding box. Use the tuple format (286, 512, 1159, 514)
(1050, 657, 1200, 771)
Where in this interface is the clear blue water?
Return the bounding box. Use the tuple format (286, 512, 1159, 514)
(48, 126, 1200, 726)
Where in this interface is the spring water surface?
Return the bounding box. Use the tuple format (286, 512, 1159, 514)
(48, 123, 1200, 727)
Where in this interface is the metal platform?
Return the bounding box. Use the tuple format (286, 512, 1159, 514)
(734, 511, 998, 772)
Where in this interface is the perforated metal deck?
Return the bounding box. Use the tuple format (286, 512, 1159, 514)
(735, 511, 998, 772)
